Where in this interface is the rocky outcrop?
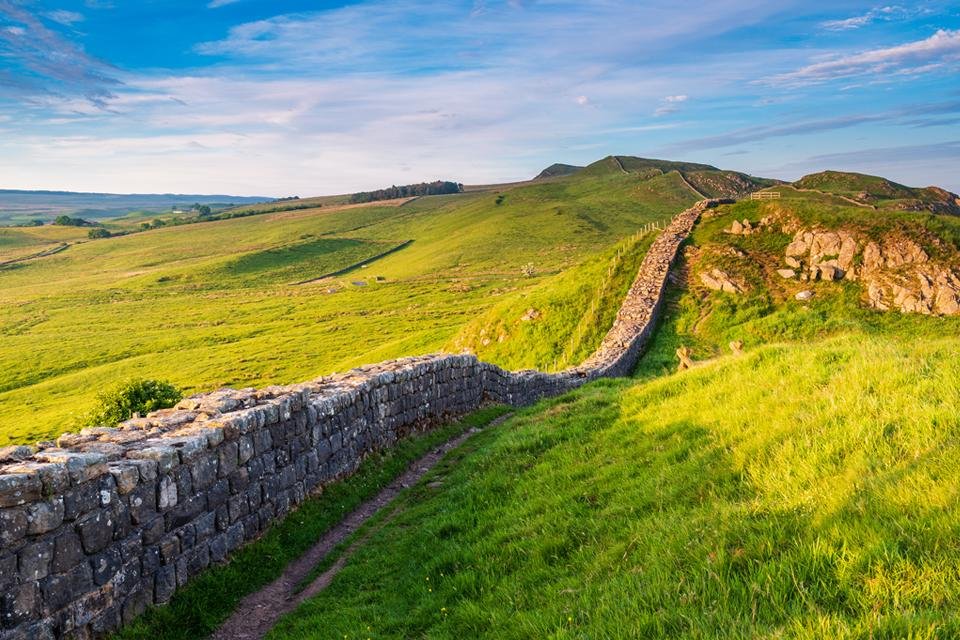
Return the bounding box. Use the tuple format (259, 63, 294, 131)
(0, 199, 727, 640)
(723, 215, 774, 236)
(699, 268, 744, 294)
(781, 228, 960, 316)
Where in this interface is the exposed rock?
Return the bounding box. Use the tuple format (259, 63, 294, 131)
(781, 227, 960, 316)
(699, 268, 744, 294)
(795, 290, 814, 301)
(520, 308, 541, 322)
(777, 269, 796, 279)
(676, 346, 694, 371)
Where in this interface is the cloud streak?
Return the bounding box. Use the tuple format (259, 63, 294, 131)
(763, 29, 960, 86)
(0, 0, 119, 106)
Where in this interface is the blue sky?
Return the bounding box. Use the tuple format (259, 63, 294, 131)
(0, 0, 958, 196)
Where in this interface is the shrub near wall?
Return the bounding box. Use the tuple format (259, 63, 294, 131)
(0, 199, 726, 639)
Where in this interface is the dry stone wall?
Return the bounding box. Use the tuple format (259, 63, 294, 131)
(0, 199, 727, 639)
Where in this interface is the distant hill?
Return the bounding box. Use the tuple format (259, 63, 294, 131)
(534, 163, 584, 180)
(579, 155, 777, 199)
(793, 170, 960, 215)
(0, 188, 270, 225)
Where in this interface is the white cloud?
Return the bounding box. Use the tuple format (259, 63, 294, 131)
(207, 0, 242, 8)
(763, 29, 960, 87)
(575, 95, 590, 106)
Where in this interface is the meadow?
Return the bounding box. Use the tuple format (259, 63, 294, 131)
(0, 160, 702, 444)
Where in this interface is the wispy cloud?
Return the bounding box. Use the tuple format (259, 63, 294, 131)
(663, 100, 960, 151)
(821, 5, 909, 31)
(763, 29, 960, 86)
(0, 0, 119, 106)
(207, 0, 243, 8)
(654, 94, 688, 116)
(45, 10, 84, 26)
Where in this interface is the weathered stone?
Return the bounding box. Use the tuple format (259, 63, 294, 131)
(51, 531, 85, 574)
(776, 268, 796, 279)
(107, 463, 140, 495)
(42, 562, 93, 612)
(157, 475, 178, 510)
(795, 290, 814, 301)
(0, 507, 28, 546)
(0, 473, 42, 508)
(18, 539, 53, 581)
(91, 547, 122, 586)
(126, 447, 179, 475)
(76, 510, 114, 554)
(25, 498, 64, 535)
(0, 446, 34, 464)
(1, 581, 39, 627)
(32, 451, 107, 485)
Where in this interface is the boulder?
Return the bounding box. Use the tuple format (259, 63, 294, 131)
(776, 269, 796, 279)
(795, 290, 814, 301)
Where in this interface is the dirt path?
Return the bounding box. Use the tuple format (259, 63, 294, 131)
(209, 414, 511, 640)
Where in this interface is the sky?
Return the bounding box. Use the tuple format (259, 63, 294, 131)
(0, 1, 958, 196)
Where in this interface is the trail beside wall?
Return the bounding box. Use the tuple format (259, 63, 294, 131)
(0, 199, 728, 639)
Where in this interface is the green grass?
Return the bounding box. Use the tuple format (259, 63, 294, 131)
(112, 406, 511, 640)
(450, 230, 657, 371)
(266, 331, 960, 639)
(0, 165, 696, 444)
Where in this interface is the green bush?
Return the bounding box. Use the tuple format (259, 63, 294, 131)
(85, 378, 182, 427)
(87, 227, 111, 239)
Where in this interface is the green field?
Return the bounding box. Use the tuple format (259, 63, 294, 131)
(0, 158, 710, 444)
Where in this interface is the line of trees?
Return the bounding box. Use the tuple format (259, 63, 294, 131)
(350, 181, 463, 204)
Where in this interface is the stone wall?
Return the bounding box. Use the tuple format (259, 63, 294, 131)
(0, 199, 726, 639)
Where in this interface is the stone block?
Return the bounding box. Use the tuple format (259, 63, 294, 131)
(25, 498, 64, 535)
(1, 581, 39, 628)
(33, 451, 107, 485)
(91, 547, 122, 586)
(0, 507, 28, 546)
(42, 562, 93, 613)
(51, 531, 85, 574)
(76, 510, 114, 554)
(107, 463, 140, 495)
(157, 475, 177, 510)
(0, 473, 41, 508)
(18, 539, 53, 581)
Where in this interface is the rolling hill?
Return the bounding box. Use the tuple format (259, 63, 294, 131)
(0, 156, 720, 444)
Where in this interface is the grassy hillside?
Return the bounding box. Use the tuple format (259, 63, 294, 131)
(0, 162, 699, 444)
(260, 188, 960, 639)
(793, 171, 960, 215)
